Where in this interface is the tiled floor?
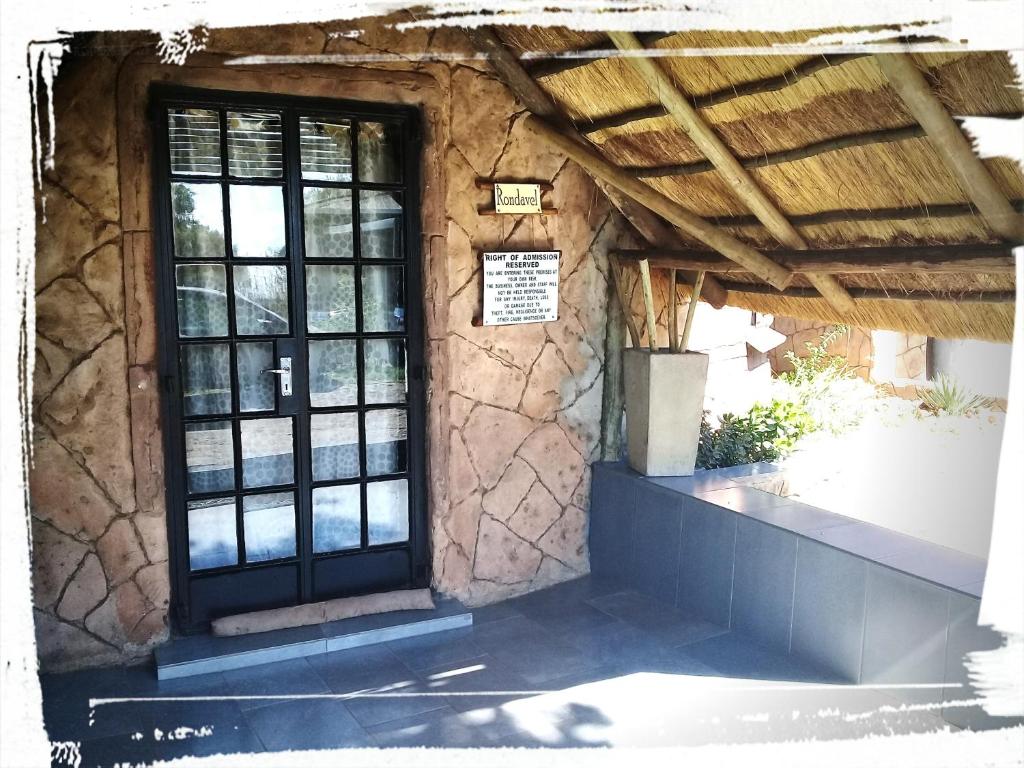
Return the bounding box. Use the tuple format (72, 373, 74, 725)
(41, 577, 1005, 765)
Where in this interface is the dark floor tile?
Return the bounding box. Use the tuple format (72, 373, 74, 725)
(586, 589, 726, 647)
(589, 466, 636, 583)
(74, 733, 155, 768)
(304, 644, 416, 695)
(511, 596, 617, 636)
(139, 697, 248, 739)
(341, 676, 449, 729)
(385, 627, 484, 672)
(630, 484, 684, 604)
(470, 615, 556, 654)
(149, 721, 266, 762)
(220, 657, 330, 711)
(417, 653, 536, 712)
(368, 707, 501, 748)
(471, 600, 524, 625)
(684, 632, 843, 684)
(243, 698, 372, 750)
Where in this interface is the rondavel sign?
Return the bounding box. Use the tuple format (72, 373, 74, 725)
(482, 251, 560, 326)
(492, 182, 543, 214)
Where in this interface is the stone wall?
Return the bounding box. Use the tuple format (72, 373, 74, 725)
(29, 18, 630, 670)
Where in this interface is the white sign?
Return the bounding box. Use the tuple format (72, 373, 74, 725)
(493, 183, 542, 214)
(482, 251, 560, 326)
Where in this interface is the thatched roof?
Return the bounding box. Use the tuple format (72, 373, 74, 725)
(494, 27, 1022, 341)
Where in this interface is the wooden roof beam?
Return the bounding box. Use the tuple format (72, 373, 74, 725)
(578, 53, 869, 135)
(463, 26, 729, 309)
(711, 199, 1024, 229)
(613, 243, 1018, 275)
(524, 32, 675, 79)
(876, 53, 1024, 243)
(720, 282, 1015, 304)
(607, 30, 856, 314)
(522, 113, 794, 290)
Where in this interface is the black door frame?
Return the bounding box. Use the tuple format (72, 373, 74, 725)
(149, 84, 430, 633)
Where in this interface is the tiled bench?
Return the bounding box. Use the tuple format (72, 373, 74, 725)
(589, 461, 1008, 730)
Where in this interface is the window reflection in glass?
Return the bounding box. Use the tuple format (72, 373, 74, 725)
(188, 497, 238, 570)
(169, 108, 221, 176)
(233, 265, 290, 336)
(229, 185, 286, 258)
(300, 117, 352, 182)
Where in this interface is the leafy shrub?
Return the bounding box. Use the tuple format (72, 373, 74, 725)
(782, 324, 851, 394)
(919, 374, 991, 416)
(697, 398, 815, 469)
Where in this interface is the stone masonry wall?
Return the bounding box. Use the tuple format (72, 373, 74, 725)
(29, 18, 631, 670)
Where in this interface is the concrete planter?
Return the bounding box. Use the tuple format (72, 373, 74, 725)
(623, 349, 709, 476)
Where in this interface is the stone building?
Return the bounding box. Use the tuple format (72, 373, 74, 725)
(27, 17, 1020, 675)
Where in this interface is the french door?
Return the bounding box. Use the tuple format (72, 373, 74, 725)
(151, 86, 428, 631)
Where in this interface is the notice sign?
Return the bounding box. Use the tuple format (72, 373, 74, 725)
(482, 251, 560, 326)
(493, 183, 542, 214)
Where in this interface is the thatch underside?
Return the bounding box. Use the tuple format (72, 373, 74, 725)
(493, 26, 1023, 342)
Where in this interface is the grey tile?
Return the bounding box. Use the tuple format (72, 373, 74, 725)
(959, 580, 985, 598)
(684, 632, 842, 683)
(76, 733, 156, 768)
(221, 657, 330, 711)
(470, 614, 553, 654)
(588, 464, 636, 583)
(139, 697, 248, 738)
(490, 633, 602, 686)
(694, 485, 797, 513)
(471, 600, 524, 625)
(367, 706, 509, 748)
(418, 653, 535, 712)
(629, 483, 684, 603)
(941, 592, 1022, 730)
(861, 565, 950, 704)
(648, 463, 782, 495)
(40, 665, 154, 741)
(385, 627, 484, 671)
(305, 644, 416, 694)
(156, 624, 325, 676)
(739, 501, 853, 534)
(677, 497, 737, 627)
(150, 721, 267, 761)
(340, 675, 449, 728)
(243, 697, 371, 749)
(731, 517, 798, 652)
(880, 545, 988, 592)
(805, 521, 929, 561)
(586, 590, 725, 647)
(791, 539, 867, 682)
(512, 596, 617, 636)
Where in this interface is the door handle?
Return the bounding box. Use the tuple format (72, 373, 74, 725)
(262, 356, 292, 397)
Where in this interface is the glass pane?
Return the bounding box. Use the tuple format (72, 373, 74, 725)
(171, 183, 225, 259)
(185, 420, 234, 494)
(243, 492, 296, 562)
(240, 417, 294, 488)
(365, 409, 407, 476)
(188, 497, 237, 570)
(227, 111, 283, 178)
(234, 265, 290, 335)
(176, 264, 228, 338)
(313, 485, 361, 553)
(300, 117, 352, 181)
(305, 265, 355, 333)
(361, 265, 405, 332)
(181, 343, 231, 416)
(364, 339, 407, 404)
(168, 108, 221, 176)
(229, 185, 286, 258)
(237, 342, 275, 412)
(367, 479, 408, 545)
(308, 339, 357, 407)
(303, 188, 354, 259)
(359, 191, 403, 260)
(357, 121, 401, 183)
(311, 412, 359, 482)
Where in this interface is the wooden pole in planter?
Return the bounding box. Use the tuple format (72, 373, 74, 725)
(608, 254, 641, 348)
(637, 259, 659, 351)
(668, 269, 679, 352)
(679, 271, 706, 352)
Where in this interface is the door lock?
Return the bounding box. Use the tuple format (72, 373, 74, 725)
(262, 356, 292, 397)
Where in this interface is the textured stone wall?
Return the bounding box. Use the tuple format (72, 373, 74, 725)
(29, 18, 630, 670)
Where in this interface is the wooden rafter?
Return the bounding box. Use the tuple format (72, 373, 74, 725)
(711, 199, 1024, 229)
(578, 53, 870, 135)
(720, 282, 1015, 303)
(463, 26, 729, 309)
(607, 30, 856, 314)
(876, 53, 1024, 243)
(523, 113, 794, 290)
(612, 243, 1018, 275)
(524, 32, 674, 79)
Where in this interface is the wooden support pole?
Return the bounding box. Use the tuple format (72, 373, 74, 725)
(876, 53, 1024, 243)
(668, 269, 679, 352)
(608, 254, 642, 348)
(612, 243, 1019, 275)
(522, 113, 794, 290)
(607, 30, 855, 315)
(599, 271, 626, 461)
(679, 271, 705, 351)
(462, 27, 732, 309)
(637, 259, 659, 351)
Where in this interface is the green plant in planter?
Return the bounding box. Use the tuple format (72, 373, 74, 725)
(918, 373, 992, 416)
(696, 398, 815, 469)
